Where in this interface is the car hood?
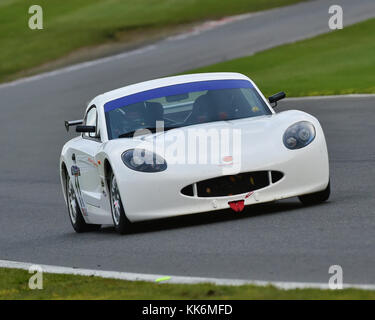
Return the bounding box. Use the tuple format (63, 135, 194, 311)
(102, 109, 319, 168)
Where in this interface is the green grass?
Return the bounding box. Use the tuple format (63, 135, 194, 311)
(0, 0, 304, 83)
(185, 18, 375, 97)
(1, 268, 374, 300)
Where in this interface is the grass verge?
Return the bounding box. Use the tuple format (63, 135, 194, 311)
(1, 268, 374, 300)
(0, 0, 304, 83)
(184, 18, 375, 97)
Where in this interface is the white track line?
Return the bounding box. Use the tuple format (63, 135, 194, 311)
(166, 12, 264, 42)
(1, 259, 375, 290)
(0, 45, 157, 90)
(0, 11, 267, 90)
(285, 94, 375, 100)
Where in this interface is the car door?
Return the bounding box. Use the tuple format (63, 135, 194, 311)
(75, 105, 103, 210)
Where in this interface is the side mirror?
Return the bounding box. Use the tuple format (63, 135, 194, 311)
(76, 125, 96, 133)
(268, 91, 286, 108)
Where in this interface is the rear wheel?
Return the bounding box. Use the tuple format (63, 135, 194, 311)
(66, 174, 101, 233)
(110, 173, 131, 234)
(299, 181, 330, 205)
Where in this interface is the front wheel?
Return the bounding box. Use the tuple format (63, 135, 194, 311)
(110, 173, 131, 234)
(66, 175, 101, 233)
(299, 181, 330, 205)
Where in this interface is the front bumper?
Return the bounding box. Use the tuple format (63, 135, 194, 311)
(115, 132, 329, 222)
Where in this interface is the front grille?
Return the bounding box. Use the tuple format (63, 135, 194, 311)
(181, 170, 283, 198)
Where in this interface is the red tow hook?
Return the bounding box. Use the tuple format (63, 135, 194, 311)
(228, 200, 245, 212)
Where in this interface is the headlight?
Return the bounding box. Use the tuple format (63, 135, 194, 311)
(283, 121, 316, 149)
(122, 149, 167, 172)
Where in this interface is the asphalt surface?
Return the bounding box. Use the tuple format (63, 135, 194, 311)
(1, 0, 375, 284)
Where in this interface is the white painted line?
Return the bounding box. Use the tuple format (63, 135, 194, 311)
(166, 12, 264, 42)
(285, 94, 375, 101)
(0, 11, 265, 90)
(1, 259, 375, 290)
(0, 11, 266, 90)
(0, 45, 157, 90)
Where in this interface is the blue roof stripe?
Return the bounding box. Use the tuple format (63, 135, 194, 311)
(104, 79, 253, 112)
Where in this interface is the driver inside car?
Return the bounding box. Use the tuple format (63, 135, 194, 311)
(109, 102, 147, 138)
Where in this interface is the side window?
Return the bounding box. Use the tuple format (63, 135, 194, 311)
(84, 107, 97, 138)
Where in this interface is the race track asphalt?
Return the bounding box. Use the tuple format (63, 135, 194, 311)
(0, 0, 374, 284)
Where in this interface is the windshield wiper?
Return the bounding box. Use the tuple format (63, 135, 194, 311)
(118, 126, 179, 138)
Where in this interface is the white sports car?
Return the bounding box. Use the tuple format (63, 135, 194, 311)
(60, 72, 330, 234)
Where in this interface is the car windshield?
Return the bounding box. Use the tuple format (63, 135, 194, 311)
(104, 79, 271, 139)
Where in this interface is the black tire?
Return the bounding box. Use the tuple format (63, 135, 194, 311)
(298, 181, 331, 205)
(109, 172, 131, 234)
(66, 174, 101, 233)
